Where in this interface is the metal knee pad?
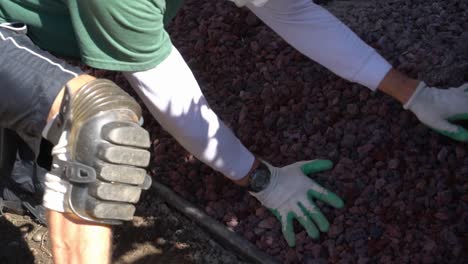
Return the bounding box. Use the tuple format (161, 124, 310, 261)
(47, 79, 152, 224)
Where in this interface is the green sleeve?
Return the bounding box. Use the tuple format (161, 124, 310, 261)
(0, 0, 81, 58)
(66, 0, 173, 71)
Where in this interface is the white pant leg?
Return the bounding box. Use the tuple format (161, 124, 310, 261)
(123, 46, 255, 180)
(246, 0, 392, 90)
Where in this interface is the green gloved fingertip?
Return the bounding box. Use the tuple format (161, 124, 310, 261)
(307, 187, 345, 209)
(298, 202, 327, 233)
(301, 159, 333, 175)
(435, 126, 468, 142)
(271, 209, 296, 247)
(295, 214, 319, 239)
(334, 196, 345, 209)
(329, 192, 345, 209)
(448, 113, 468, 122)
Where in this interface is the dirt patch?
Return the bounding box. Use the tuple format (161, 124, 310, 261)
(0, 192, 247, 264)
(0, 213, 48, 264)
(112, 193, 247, 264)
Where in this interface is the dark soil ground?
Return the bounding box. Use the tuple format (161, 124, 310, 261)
(0, 194, 246, 264)
(1, 0, 467, 263)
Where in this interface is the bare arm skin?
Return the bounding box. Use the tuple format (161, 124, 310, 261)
(377, 68, 419, 104)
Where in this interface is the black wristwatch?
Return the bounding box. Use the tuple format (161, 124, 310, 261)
(246, 161, 271, 193)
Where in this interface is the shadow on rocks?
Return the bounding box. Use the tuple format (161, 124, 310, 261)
(0, 216, 34, 263)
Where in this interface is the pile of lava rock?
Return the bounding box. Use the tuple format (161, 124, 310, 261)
(89, 0, 468, 263)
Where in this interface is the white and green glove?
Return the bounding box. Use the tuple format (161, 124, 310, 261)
(250, 160, 344, 247)
(404, 82, 468, 142)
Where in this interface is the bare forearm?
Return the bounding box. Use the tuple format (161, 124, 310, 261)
(377, 68, 419, 104)
(47, 210, 112, 264)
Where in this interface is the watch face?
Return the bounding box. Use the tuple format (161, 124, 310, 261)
(250, 163, 271, 193)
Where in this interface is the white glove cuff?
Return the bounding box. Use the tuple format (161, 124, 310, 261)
(354, 51, 392, 91)
(403, 81, 427, 110)
(42, 172, 70, 212)
(248, 161, 279, 207)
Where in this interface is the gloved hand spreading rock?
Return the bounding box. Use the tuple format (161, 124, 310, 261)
(404, 82, 468, 142)
(249, 160, 344, 247)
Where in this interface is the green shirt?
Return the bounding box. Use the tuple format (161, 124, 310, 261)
(0, 0, 184, 71)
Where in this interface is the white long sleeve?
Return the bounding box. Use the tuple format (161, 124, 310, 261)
(123, 46, 255, 180)
(247, 0, 392, 90)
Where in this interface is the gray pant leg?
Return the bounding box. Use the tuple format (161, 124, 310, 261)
(0, 26, 82, 154)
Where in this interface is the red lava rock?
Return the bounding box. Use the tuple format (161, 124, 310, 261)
(369, 225, 383, 240)
(254, 227, 266, 236)
(358, 257, 370, 264)
(294, 231, 307, 246)
(245, 12, 260, 26)
(349, 206, 361, 215)
(224, 214, 239, 228)
(204, 190, 218, 201)
(357, 143, 374, 155)
(265, 236, 275, 247)
(328, 222, 344, 238)
(168, 171, 181, 182)
(284, 248, 299, 264)
(423, 239, 437, 252)
(205, 206, 216, 217)
(305, 257, 327, 264)
(258, 217, 277, 229)
(437, 147, 449, 162)
(462, 194, 468, 202)
(387, 159, 399, 169)
(255, 207, 267, 217)
(238, 105, 248, 124)
(309, 244, 324, 258)
(342, 182, 360, 202)
(346, 104, 359, 115)
(244, 230, 255, 241)
(380, 255, 393, 264)
(385, 225, 401, 238)
(345, 228, 367, 242)
(416, 180, 426, 190)
(455, 146, 465, 159)
(375, 178, 386, 190)
(435, 190, 452, 205)
(323, 240, 336, 258)
(434, 211, 449, 221)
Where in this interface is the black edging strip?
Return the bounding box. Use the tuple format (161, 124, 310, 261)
(152, 181, 279, 264)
